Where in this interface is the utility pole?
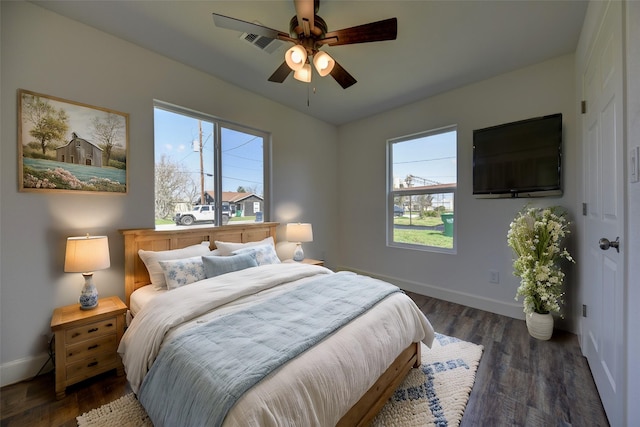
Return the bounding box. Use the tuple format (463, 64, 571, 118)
(199, 120, 205, 205)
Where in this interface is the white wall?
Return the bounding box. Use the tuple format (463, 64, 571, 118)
(337, 54, 579, 331)
(0, 1, 338, 385)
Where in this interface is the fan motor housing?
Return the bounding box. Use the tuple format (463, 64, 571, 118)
(289, 15, 327, 39)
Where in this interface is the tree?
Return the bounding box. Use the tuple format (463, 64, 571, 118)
(92, 114, 125, 166)
(236, 186, 247, 193)
(155, 155, 196, 220)
(22, 95, 69, 155)
(415, 194, 434, 218)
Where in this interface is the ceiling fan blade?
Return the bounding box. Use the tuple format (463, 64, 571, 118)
(320, 17, 397, 46)
(330, 61, 357, 89)
(294, 0, 316, 37)
(212, 13, 295, 43)
(268, 61, 292, 83)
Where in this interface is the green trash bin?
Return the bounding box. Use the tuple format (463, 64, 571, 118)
(441, 213, 454, 237)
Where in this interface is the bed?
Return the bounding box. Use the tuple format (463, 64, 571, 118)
(118, 223, 434, 426)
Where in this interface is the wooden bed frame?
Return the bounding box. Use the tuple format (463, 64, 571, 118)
(120, 223, 420, 426)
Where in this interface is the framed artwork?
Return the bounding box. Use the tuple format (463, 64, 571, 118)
(18, 89, 129, 194)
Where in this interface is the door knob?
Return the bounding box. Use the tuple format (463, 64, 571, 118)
(599, 237, 620, 253)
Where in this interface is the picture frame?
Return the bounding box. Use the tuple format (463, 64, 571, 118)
(18, 89, 129, 194)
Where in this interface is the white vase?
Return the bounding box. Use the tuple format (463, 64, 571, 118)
(526, 312, 554, 340)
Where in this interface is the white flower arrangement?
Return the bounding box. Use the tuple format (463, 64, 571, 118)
(507, 206, 574, 316)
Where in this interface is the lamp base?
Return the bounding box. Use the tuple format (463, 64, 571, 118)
(79, 273, 99, 310)
(293, 243, 304, 262)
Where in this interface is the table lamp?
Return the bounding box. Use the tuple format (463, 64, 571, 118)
(64, 234, 110, 310)
(286, 223, 313, 262)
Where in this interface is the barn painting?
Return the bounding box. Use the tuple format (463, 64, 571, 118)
(18, 89, 129, 194)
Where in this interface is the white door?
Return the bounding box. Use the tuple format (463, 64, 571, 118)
(581, 1, 625, 425)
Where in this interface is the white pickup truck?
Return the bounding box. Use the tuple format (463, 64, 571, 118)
(173, 205, 230, 226)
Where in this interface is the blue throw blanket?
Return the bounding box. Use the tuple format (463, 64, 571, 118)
(138, 271, 400, 427)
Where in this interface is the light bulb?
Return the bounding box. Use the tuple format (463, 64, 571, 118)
(285, 45, 307, 71)
(313, 51, 335, 77)
(291, 50, 303, 65)
(293, 63, 312, 83)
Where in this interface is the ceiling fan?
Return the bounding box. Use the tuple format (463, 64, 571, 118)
(212, 0, 397, 89)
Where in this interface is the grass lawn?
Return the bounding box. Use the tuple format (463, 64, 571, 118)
(394, 215, 453, 249)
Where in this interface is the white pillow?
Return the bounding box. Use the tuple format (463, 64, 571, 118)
(214, 236, 275, 256)
(158, 256, 206, 290)
(138, 242, 211, 290)
(232, 244, 281, 266)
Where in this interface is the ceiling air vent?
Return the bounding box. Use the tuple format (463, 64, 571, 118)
(240, 22, 283, 54)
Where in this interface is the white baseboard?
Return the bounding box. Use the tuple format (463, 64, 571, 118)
(338, 265, 527, 321)
(1, 352, 53, 387)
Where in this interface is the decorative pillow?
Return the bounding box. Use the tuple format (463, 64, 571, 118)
(138, 242, 211, 290)
(202, 252, 258, 279)
(214, 236, 275, 256)
(158, 256, 206, 290)
(232, 244, 281, 266)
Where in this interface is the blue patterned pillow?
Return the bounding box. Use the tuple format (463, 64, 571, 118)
(232, 244, 281, 265)
(158, 256, 206, 290)
(201, 252, 258, 279)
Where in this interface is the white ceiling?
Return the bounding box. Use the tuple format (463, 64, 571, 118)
(32, 0, 588, 126)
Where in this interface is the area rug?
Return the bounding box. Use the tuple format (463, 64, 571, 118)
(77, 333, 482, 427)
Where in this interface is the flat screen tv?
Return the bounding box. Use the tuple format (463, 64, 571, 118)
(473, 113, 563, 198)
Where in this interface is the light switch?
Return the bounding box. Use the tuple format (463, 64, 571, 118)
(631, 146, 639, 183)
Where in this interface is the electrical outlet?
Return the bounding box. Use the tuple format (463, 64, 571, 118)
(489, 270, 500, 284)
(631, 146, 639, 183)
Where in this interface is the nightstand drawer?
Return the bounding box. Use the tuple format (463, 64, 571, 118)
(65, 317, 118, 345)
(66, 334, 117, 364)
(66, 351, 118, 382)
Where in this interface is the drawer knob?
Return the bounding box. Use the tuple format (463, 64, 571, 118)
(106, 323, 113, 328)
(87, 361, 98, 367)
(88, 344, 99, 350)
(88, 328, 98, 333)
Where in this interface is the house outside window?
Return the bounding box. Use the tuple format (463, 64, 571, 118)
(154, 101, 270, 227)
(388, 126, 457, 252)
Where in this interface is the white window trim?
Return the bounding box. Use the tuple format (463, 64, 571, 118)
(386, 125, 457, 254)
(154, 100, 271, 225)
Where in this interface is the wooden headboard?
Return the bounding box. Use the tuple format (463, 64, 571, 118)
(120, 222, 278, 307)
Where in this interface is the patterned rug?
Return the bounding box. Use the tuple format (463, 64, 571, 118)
(77, 333, 482, 427)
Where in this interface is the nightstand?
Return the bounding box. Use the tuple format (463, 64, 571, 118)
(300, 258, 324, 266)
(50, 296, 127, 399)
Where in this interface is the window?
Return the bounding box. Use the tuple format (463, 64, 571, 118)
(388, 126, 457, 252)
(154, 101, 269, 227)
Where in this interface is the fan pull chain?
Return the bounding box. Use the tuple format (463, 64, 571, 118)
(306, 86, 317, 107)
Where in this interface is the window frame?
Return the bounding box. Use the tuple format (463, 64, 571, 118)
(154, 100, 271, 226)
(387, 125, 457, 253)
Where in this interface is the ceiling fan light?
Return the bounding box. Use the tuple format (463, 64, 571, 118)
(293, 63, 312, 83)
(285, 45, 307, 71)
(313, 51, 335, 77)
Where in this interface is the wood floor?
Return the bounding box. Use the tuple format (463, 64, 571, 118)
(1, 294, 609, 427)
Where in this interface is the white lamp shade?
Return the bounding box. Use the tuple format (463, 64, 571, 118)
(286, 223, 313, 243)
(285, 45, 307, 71)
(313, 51, 335, 77)
(293, 63, 312, 83)
(64, 235, 110, 273)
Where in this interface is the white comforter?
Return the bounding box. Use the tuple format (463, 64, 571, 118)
(118, 263, 435, 426)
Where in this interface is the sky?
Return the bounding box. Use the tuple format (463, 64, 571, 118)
(391, 128, 457, 188)
(154, 108, 264, 196)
